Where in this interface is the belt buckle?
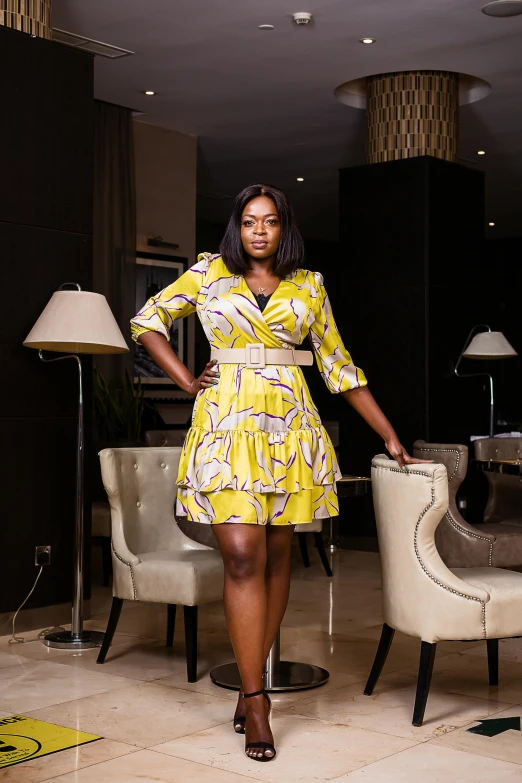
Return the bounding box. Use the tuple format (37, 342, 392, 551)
(245, 343, 266, 368)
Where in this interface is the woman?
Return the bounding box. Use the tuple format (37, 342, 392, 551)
(131, 183, 428, 762)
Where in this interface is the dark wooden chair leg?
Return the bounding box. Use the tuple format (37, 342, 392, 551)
(166, 604, 176, 648)
(487, 638, 499, 686)
(364, 623, 395, 695)
(97, 597, 124, 664)
(313, 531, 333, 577)
(297, 534, 310, 567)
(412, 641, 437, 727)
(101, 538, 112, 587)
(184, 605, 198, 682)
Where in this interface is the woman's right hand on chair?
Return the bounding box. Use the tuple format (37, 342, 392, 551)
(187, 361, 220, 395)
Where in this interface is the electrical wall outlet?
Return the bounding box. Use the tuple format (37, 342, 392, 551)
(35, 546, 51, 566)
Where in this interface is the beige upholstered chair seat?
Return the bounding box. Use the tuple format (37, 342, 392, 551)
(135, 549, 224, 605)
(452, 567, 522, 639)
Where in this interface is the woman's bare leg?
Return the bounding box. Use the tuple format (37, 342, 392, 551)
(213, 524, 274, 758)
(232, 525, 295, 747)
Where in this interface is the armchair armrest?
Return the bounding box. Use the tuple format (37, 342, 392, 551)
(435, 509, 495, 568)
(484, 472, 522, 524)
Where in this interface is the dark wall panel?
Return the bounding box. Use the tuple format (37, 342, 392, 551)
(0, 26, 93, 235)
(0, 26, 93, 613)
(338, 157, 487, 534)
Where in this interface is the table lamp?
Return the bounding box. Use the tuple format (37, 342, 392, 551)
(24, 283, 129, 650)
(455, 324, 517, 438)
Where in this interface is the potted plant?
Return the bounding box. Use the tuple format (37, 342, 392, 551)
(92, 368, 158, 502)
(93, 367, 149, 445)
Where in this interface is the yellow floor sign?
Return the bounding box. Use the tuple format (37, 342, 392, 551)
(0, 715, 101, 768)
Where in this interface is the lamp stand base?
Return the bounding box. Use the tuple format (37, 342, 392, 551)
(43, 630, 105, 651)
(209, 661, 329, 692)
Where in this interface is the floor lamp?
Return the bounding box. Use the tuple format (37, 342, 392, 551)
(24, 283, 128, 650)
(455, 324, 517, 438)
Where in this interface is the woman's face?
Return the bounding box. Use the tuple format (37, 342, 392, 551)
(241, 196, 281, 262)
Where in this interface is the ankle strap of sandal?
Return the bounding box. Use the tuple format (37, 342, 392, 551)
(241, 689, 266, 698)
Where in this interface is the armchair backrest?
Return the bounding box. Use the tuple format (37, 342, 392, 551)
(371, 455, 487, 641)
(413, 440, 467, 510)
(474, 437, 522, 461)
(99, 446, 206, 558)
(145, 429, 189, 447)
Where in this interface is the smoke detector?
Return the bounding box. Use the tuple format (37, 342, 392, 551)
(293, 12, 313, 25)
(482, 1, 522, 16)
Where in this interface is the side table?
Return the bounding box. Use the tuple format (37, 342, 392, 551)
(327, 475, 372, 551)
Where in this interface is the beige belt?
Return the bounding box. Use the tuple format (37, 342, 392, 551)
(210, 344, 314, 369)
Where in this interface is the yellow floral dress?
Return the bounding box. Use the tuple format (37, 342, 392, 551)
(131, 253, 367, 525)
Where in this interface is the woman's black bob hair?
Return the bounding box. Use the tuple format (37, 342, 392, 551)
(219, 184, 305, 277)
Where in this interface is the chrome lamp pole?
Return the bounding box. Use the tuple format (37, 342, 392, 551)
(24, 283, 128, 650)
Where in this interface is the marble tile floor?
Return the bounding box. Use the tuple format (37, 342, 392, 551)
(2, 549, 522, 781)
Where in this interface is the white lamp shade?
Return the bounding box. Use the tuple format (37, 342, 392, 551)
(24, 290, 129, 354)
(463, 331, 518, 360)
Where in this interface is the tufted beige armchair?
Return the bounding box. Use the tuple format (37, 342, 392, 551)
(365, 455, 522, 726)
(96, 446, 224, 681)
(413, 440, 522, 568)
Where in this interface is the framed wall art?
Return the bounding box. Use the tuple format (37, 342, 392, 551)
(134, 252, 189, 385)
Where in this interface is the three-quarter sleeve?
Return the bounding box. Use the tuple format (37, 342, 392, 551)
(308, 271, 367, 394)
(131, 253, 210, 343)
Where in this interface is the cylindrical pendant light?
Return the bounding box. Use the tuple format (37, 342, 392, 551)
(0, 0, 52, 40)
(366, 71, 459, 164)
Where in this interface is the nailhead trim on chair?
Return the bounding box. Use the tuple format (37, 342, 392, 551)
(375, 465, 487, 639)
(415, 446, 460, 481)
(111, 543, 137, 600)
(444, 511, 494, 566)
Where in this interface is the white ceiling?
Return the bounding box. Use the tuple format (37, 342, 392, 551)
(54, 0, 522, 239)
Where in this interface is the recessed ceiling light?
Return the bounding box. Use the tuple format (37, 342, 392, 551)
(482, 1, 522, 17)
(296, 177, 304, 182)
(259, 24, 274, 30)
(360, 37, 376, 44)
(488, 222, 495, 226)
(478, 150, 486, 155)
(144, 90, 156, 96)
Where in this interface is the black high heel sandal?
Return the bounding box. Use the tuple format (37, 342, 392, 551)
(242, 689, 276, 762)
